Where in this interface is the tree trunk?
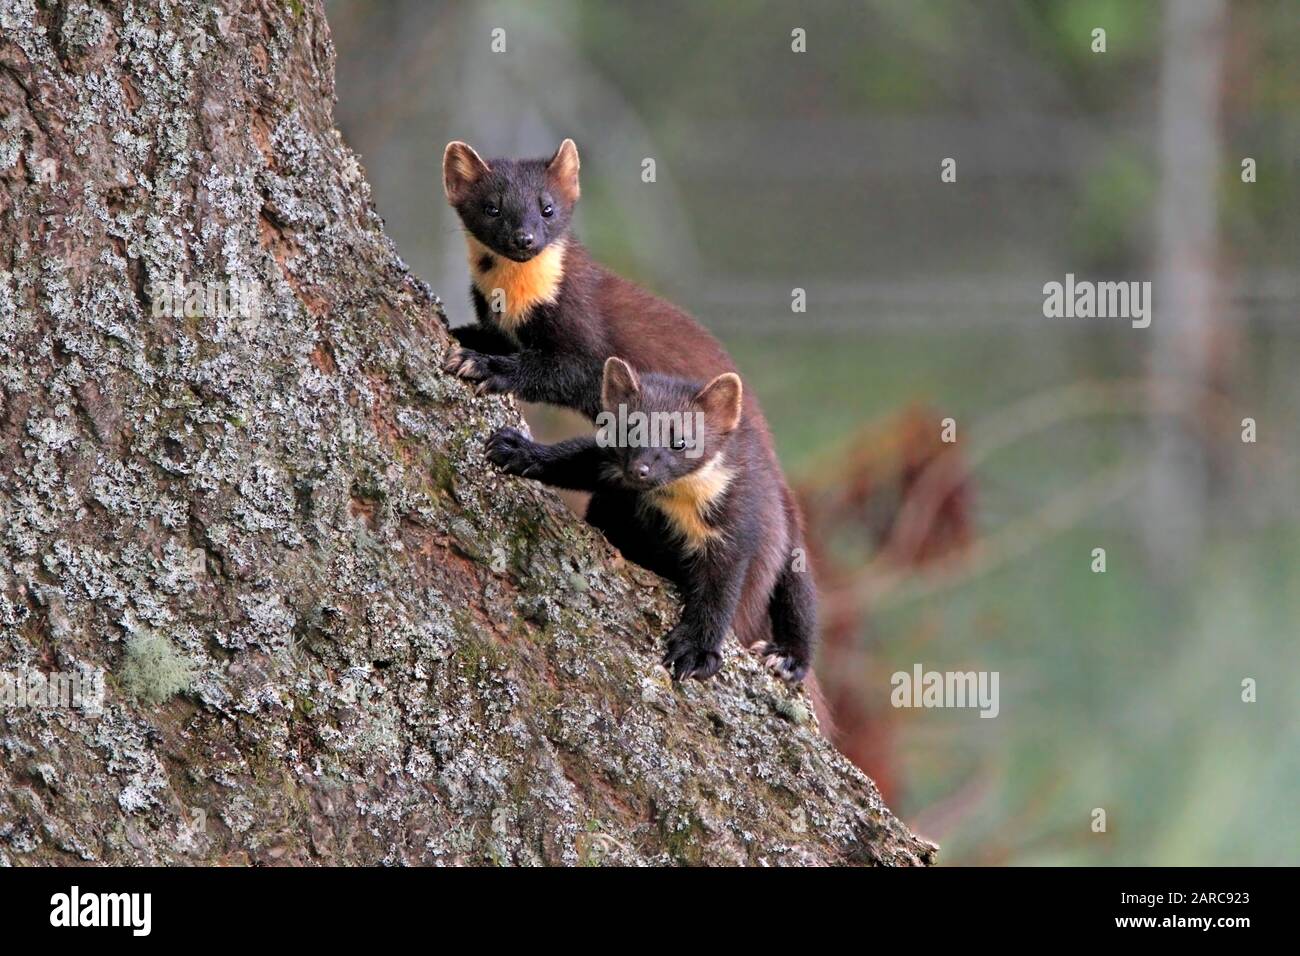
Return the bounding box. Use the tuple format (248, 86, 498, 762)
(1144, 0, 1228, 565)
(0, 0, 931, 866)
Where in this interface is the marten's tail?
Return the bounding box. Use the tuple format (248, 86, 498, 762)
(803, 671, 837, 740)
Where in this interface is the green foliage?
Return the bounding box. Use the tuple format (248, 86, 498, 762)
(1070, 145, 1156, 270)
(724, 327, 1300, 865)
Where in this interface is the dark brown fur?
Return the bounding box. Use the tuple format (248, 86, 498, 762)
(442, 140, 816, 682)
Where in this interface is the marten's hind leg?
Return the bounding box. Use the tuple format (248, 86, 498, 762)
(758, 557, 817, 683)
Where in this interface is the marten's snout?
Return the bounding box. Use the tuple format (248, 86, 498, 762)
(623, 452, 660, 488)
(511, 229, 536, 252)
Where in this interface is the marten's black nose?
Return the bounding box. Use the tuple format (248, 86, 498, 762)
(512, 230, 535, 250)
(634, 463, 651, 479)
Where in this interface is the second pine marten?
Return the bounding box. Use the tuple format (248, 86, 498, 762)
(486, 357, 816, 683)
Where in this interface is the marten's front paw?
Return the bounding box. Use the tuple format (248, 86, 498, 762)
(443, 348, 515, 395)
(662, 627, 723, 681)
(754, 641, 810, 684)
(443, 346, 485, 379)
(485, 427, 541, 477)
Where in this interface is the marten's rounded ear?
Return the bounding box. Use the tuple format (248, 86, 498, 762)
(601, 356, 640, 412)
(443, 141, 490, 205)
(694, 372, 743, 433)
(547, 138, 581, 204)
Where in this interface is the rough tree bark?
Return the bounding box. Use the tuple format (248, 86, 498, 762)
(0, 0, 932, 866)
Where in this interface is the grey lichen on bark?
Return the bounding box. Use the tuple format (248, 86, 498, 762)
(0, 0, 934, 865)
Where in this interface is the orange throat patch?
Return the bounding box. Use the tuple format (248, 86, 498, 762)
(467, 235, 567, 330)
(647, 456, 735, 553)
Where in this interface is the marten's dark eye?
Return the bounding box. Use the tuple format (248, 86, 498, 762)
(671, 437, 687, 451)
(484, 202, 500, 218)
(540, 201, 554, 218)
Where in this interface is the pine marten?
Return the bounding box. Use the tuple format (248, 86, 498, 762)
(485, 358, 816, 683)
(441, 139, 814, 682)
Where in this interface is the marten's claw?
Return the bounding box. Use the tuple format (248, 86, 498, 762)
(485, 427, 537, 476)
(444, 349, 517, 396)
(765, 655, 807, 683)
(442, 347, 464, 373)
(755, 642, 810, 684)
(662, 629, 723, 681)
(443, 347, 485, 381)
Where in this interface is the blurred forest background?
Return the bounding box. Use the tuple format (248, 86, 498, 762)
(324, 0, 1299, 865)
